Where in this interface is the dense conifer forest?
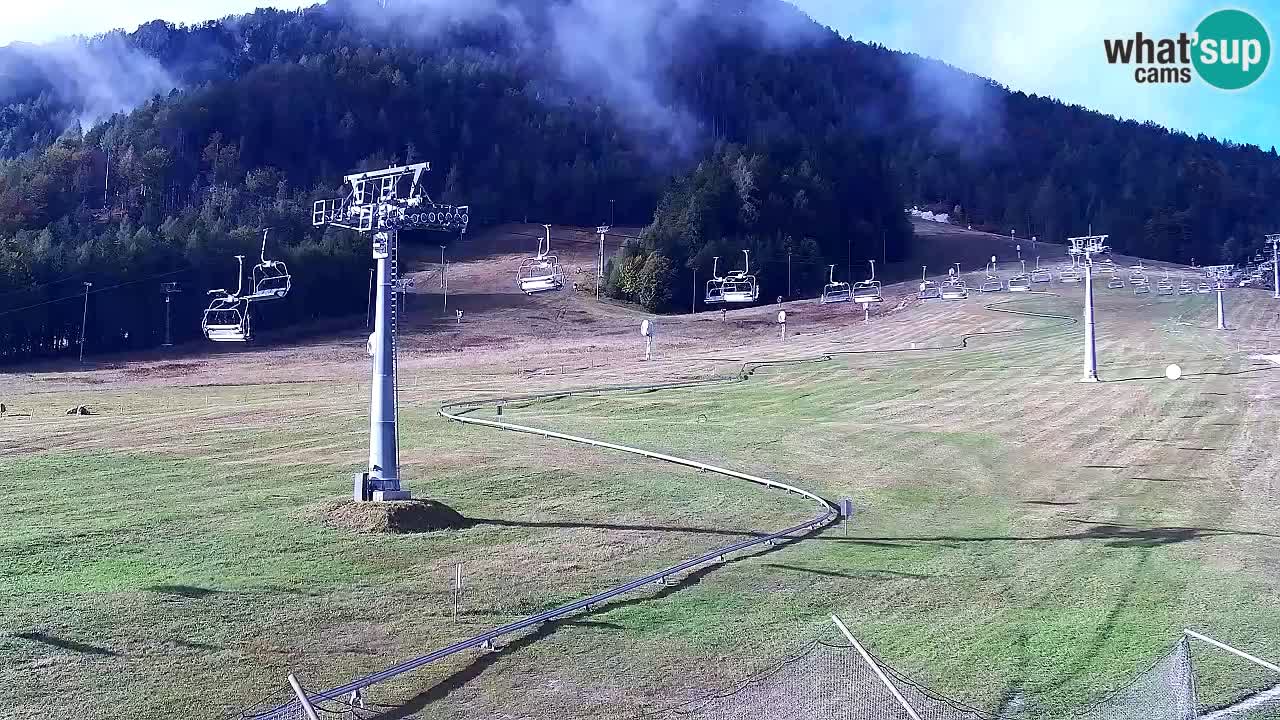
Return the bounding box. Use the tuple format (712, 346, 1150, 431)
(1, 0, 1277, 360)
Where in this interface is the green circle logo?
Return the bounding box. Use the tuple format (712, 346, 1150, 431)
(1193, 9, 1270, 90)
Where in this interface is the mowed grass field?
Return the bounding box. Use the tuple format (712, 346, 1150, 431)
(3, 283, 1280, 720)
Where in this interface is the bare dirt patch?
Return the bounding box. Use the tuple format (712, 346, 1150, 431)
(314, 498, 470, 534)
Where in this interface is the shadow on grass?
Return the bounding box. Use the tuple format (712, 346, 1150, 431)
(841, 518, 1279, 549)
(365, 529, 820, 719)
(147, 584, 221, 599)
(468, 517, 907, 548)
(471, 515, 1275, 550)
(15, 631, 118, 656)
(764, 563, 930, 580)
(1103, 365, 1280, 384)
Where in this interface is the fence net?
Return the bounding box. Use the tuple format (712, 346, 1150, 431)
(246, 635, 1277, 720)
(647, 636, 1253, 720)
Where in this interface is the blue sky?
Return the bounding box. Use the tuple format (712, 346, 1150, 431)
(6, 0, 1279, 149)
(794, 0, 1280, 149)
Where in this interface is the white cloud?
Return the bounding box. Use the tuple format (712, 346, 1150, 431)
(1, 0, 312, 45)
(794, 0, 1279, 146)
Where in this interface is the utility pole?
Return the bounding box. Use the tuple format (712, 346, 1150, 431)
(79, 282, 92, 363)
(161, 282, 181, 347)
(595, 225, 610, 301)
(440, 245, 446, 288)
(610, 199, 615, 227)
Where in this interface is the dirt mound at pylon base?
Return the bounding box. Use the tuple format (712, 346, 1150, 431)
(319, 498, 470, 534)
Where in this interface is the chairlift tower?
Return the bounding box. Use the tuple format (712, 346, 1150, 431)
(1202, 265, 1234, 330)
(313, 163, 469, 501)
(161, 282, 181, 347)
(1267, 234, 1280, 299)
(1069, 234, 1108, 382)
(595, 225, 610, 301)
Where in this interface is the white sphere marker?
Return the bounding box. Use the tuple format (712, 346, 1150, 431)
(1166, 364, 1182, 380)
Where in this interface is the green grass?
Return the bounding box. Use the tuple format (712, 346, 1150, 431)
(2, 290, 1278, 719)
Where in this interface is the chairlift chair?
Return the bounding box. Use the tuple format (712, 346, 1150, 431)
(203, 255, 251, 342)
(517, 225, 565, 294)
(917, 265, 941, 300)
(704, 256, 725, 304)
(202, 295, 251, 342)
(979, 256, 1003, 293)
(1179, 274, 1195, 294)
(721, 250, 759, 304)
(1132, 278, 1150, 295)
(940, 266, 968, 300)
(852, 259, 883, 304)
(1058, 255, 1082, 283)
(1156, 271, 1175, 295)
(1127, 261, 1149, 286)
(1106, 273, 1125, 289)
(1029, 257, 1052, 284)
(246, 229, 292, 300)
(822, 265, 852, 304)
(1007, 260, 1031, 292)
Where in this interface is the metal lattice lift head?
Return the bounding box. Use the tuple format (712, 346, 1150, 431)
(313, 162, 469, 502)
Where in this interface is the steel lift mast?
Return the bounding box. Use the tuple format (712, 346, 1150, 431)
(1068, 234, 1108, 383)
(313, 163, 469, 501)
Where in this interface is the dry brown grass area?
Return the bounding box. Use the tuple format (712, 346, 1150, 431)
(3, 224, 1280, 720)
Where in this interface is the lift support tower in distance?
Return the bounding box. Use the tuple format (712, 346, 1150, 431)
(1067, 234, 1108, 383)
(313, 163, 470, 501)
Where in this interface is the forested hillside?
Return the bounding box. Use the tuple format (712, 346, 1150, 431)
(1, 0, 1277, 362)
